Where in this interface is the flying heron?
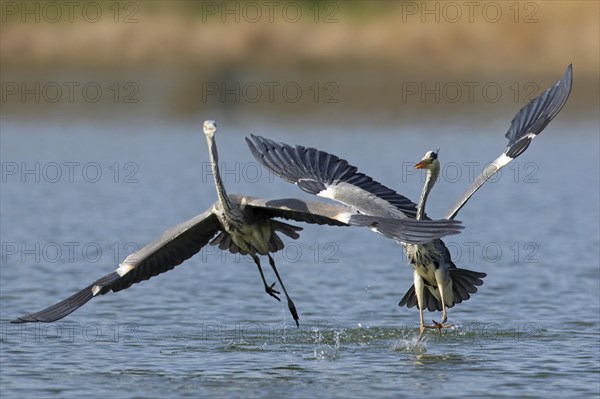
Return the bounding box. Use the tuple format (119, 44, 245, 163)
(246, 64, 573, 337)
(12, 120, 463, 327)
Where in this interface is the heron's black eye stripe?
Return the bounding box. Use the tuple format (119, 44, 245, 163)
(430, 152, 438, 160)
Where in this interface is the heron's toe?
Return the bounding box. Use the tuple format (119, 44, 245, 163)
(425, 320, 453, 336)
(265, 282, 281, 301)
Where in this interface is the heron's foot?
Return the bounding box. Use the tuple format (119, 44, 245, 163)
(287, 298, 300, 328)
(425, 319, 453, 336)
(265, 282, 281, 301)
(418, 325, 426, 340)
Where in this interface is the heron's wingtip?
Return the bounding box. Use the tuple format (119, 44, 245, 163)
(563, 64, 573, 87)
(11, 314, 37, 324)
(247, 133, 260, 143)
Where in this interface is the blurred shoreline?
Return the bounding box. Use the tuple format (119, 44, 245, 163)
(1, 1, 598, 123)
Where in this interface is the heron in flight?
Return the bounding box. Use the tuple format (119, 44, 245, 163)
(246, 65, 572, 337)
(12, 121, 463, 327)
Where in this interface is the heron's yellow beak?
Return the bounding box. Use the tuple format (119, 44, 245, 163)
(415, 160, 428, 169)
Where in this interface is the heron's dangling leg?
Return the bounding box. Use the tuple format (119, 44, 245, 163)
(414, 272, 426, 339)
(267, 254, 299, 328)
(418, 307, 426, 339)
(427, 274, 453, 335)
(250, 254, 280, 301)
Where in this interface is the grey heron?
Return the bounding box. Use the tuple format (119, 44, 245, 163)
(11, 121, 463, 327)
(246, 64, 573, 337)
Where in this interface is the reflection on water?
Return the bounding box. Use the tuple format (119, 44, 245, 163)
(0, 120, 598, 398)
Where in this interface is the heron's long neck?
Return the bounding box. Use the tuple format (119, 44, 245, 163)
(206, 135, 232, 212)
(417, 166, 439, 220)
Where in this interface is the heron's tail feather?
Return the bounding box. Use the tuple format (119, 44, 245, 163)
(210, 231, 242, 254)
(271, 220, 302, 239)
(267, 220, 302, 253)
(398, 268, 486, 311)
(398, 284, 443, 311)
(449, 268, 486, 305)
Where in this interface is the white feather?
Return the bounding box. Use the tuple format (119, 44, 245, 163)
(116, 263, 135, 277)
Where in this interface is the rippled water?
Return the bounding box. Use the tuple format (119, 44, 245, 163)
(1, 120, 598, 398)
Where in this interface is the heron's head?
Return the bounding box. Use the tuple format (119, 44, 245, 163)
(203, 120, 217, 138)
(415, 150, 439, 170)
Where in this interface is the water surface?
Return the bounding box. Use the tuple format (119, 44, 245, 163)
(1, 120, 598, 398)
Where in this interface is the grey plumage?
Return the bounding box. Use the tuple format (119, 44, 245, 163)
(444, 64, 573, 220)
(246, 135, 481, 331)
(246, 64, 573, 335)
(399, 264, 487, 311)
(12, 121, 462, 325)
(12, 209, 221, 323)
(246, 136, 418, 219)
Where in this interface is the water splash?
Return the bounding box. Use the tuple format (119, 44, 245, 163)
(307, 326, 344, 360)
(391, 332, 428, 353)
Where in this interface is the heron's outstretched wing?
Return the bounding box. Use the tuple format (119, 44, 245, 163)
(246, 135, 418, 219)
(347, 214, 462, 244)
(12, 208, 222, 323)
(243, 196, 350, 226)
(444, 64, 573, 220)
(244, 197, 463, 244)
